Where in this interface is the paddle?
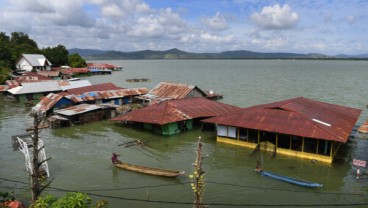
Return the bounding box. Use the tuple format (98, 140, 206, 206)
(118, 140, 136, 146)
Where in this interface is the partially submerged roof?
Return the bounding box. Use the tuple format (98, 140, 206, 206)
(54, 104, 104, 116)
(139, 82, 207, 102)
(111, 97, 241, 125)
(202, 97, 362, 143)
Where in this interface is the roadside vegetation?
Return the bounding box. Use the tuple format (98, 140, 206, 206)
(0, 31, 86, 84)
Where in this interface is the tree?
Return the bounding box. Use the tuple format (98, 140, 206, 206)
(68, 53, 87, 68)
(0, 66, 11, 84)
(9, 32, 40, 68)
(41, 45, 69, 67)
(0, 32, 12, 68)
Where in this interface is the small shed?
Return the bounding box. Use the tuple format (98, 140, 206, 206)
(111, 97, 241, 135)
(53, 104, 117, 125)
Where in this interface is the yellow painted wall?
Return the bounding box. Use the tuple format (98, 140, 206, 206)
(217, 136, 333, 164)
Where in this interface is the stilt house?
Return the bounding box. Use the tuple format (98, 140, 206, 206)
(202, 97, 362, 164)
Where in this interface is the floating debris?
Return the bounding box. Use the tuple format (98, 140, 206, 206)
(126, 78, 150, 82)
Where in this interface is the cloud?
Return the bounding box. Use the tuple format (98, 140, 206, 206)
(201, 12, 228, 31)
(127, 8, 186, 38)
(250, 4, 299, 29)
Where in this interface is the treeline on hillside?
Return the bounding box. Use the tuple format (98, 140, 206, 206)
(0, 31, 86, 84)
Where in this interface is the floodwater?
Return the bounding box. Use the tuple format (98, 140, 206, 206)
(1, 60, 368, 207)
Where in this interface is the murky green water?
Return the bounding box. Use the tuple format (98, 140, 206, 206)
(1, 60, 368, 207)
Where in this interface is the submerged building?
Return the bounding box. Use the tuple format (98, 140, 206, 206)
(202, 97, 362, 164)
(111, 97, 241, 135)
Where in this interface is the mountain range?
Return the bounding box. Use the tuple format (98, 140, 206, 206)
(68, 48, 368, 60)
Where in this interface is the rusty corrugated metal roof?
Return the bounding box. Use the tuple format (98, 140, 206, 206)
(146, 82, 206, 100)
(66, 83, 123, 95)
(111, 97, 241, 125)
(54, 104, 103, 116)
(37, 71, 60, 77)
(32, 93, 63, 113)
(202, 97, 362, 143)
(0, 85, 9, 92)
(67, 88, 149, 102)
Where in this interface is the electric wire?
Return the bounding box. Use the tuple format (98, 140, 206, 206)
(1, 177, 368, 207)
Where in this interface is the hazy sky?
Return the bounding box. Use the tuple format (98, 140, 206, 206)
(0, 0, 367, 55)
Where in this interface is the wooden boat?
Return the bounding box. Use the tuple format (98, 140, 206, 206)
(114, 161, 184, 177)
(259, 170, 323, 188)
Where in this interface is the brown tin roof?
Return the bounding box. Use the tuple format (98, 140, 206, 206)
(67, 88, 149, 102)
(148, 82, 206, 99)
(66, 83, 123, 95)
(111, 97, 241, 125)
(32, 93, 64, 113)
(202, 97, 362, 143)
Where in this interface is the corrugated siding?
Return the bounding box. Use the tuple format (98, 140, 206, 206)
(67, 88, 148, 102)
(111, 97, 241, 125)
(202, 97, 362, 143)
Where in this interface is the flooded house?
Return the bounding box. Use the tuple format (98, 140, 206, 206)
(111, 97, 241, 135)
(202, 97, 362, 164)
(87, 63, 123, 71)
(32, 93, 74, 115)
(137, 82, 223, 104)
(32, 83, 148, 117)
(7, 80, 91, 102)
(49, 103, 118, 128)
(66, 88, 149, 105)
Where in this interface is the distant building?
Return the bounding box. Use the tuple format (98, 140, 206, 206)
(16, 54, 52, 72)
(202, 97, 362, 164)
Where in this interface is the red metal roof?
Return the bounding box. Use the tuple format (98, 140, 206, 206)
(202, 97, 362, 143)
(14, 72, 53, 83)
(66, 83, 123, 95)
(148, 82, 206, 99)
(111, 97, 241, 125)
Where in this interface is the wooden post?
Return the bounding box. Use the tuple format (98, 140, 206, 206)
(30, 111, 53, 202)
(191, 137, 205, 208)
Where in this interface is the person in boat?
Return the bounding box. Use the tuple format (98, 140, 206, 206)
(255, 161, 262, 172)
(356, 167, 361, 179)
(111, 152, 121, 164)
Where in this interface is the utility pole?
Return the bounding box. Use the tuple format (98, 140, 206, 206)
(190, 136, 206, 208)
(30, 111, 53, 202)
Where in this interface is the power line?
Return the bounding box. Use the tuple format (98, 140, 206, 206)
(2, 177, 368, 207)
